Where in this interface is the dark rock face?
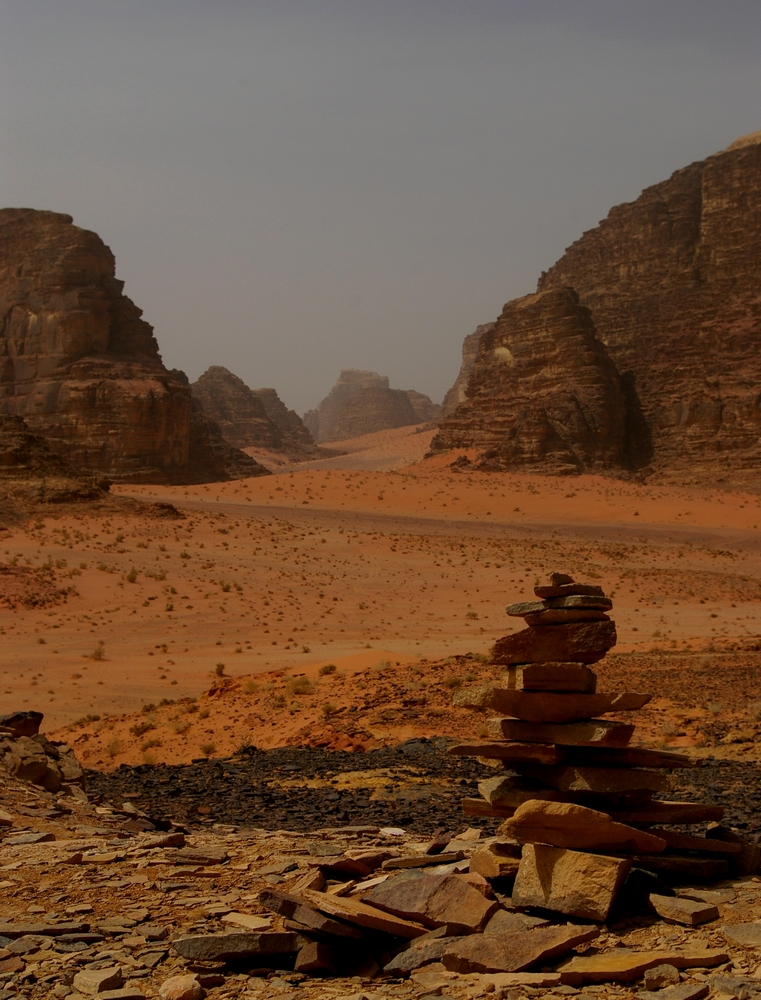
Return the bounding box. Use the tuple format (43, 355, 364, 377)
(434, 134, 761, 479)
(405, 390, 441, 424)
(432, 289, 627, 473)
(440, 324, 493, 418)
(191, 367, 281, 450)
(304, 370, 432, 443)
(0, 209, 267, 482)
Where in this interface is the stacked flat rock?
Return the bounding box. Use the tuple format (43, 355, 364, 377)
(450, 573, 744, 916)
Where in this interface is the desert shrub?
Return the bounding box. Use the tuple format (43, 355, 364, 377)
(321, 702, 338, 718)
(244, 681, 259, 694)
(129, 719, 155, 737)
(287, 676, 313, 696)
(319, 663, 337, 676)
(200, 742, 216, 757)
(215, 662, 225, 676)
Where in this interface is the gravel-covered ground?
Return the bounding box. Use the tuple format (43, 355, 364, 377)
(86, 736, 761, 838)
(85, 737, 501, 834)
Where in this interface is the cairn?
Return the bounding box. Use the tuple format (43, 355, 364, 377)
(450, 573, 757, 924)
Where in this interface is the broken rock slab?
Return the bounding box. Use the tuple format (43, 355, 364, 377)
(517, 763, 671, 796)
(502, 800, 667, 853)
(468, 839, 522, 879)
(442, 922, 599, 974)
(383, 933, 464, 976)
(258, 889, 363, 938)
(301, 888, 427, 938)
(503, 662, 598, 692)
(171, 931, 298, 962)
(637, 986, 709, 1000)
(158, 976, 204, 1000)
(721, 923, 761, 948)
(557, 947, 728, 985)
(362, 871, 497, 934)
(72, 966, 124, 995)
(512, 844, 632, 923)
(649, 893, 719, 926)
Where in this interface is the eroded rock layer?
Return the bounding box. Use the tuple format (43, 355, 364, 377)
(191, 367, 281, 450)
(0, 209, 267, 482)
(434, 134, 761, 478)
(252, 387, 317, 453)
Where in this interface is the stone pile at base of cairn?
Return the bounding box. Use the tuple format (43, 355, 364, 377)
(449, 572, 761, 932)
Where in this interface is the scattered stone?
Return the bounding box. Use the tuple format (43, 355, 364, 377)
(483, 909, 551, 935)
(301, 889, 427, 938)
(557, 948, 728, 985)
(469, 839, 522, 879)
(258, 889, 363, 938)
(0, 808, 13, 827)
(384, 935, 463, 975)
(502, 800, 667, 853)
(294, 940, 336, 974)
(73, 966, 124, 995)
(707, 825, 761, 875)
(722, 923, 761, 948)
(512, 844, 632, 922)
(643, 964, 682, 990)
(442, 923, 599, 974)
(362, 872, 497, 934)
(382, 851, 465, 869)
(172, 846, 228, 866)
(637, 986, 709, 1000)
(650, 893, 719, 926)
(171, 931, 298, 962)
(158, 975, 205, 1000)
(5, 830, 55, 844)
(0, 921, 89, 938)
(220, 912, 272, 931)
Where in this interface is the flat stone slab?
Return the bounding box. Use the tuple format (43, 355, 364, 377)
(468, 841, 522, 880)
(478, 774, 569, 808)
(503, 662, 597, 693)
(503, 800, 667, 853)
(450, 741, 562, 764)
(362, 872, 497, 934)
(657, 830, 741, 854)
(171, 931, 298, 961)
(525, 609, 610, 625)
(490, 621, 617, 665)
(516, 763, 671, 796)
(302, 888, 427, 938)
(637, 985, 709, 1000)
(628, 855, 729, 883)
(487, 717, 634, 746)
(544, 595, 613, 610)
(535, 583, 606, 599)
(649, 893, 719, 926)
(567, 746, 697, 769)
(0, 922, 89, 939)
(721, 923, 761, 947)
(513, 844, 632, 922)
(258, 888, 365, 939)
(558, 948, 728, 985)
(442, 923, 599, 974)
(611, 801, 724, 824)
(455, 686, 650, 723)
(73, 966, 123, 995)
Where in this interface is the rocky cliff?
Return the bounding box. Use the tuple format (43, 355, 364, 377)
(440, 324, 493, 418)
(191, 367, 281, 450)
(0, 209, 268, 482)
(433, 132, 761, 479)
(252, 387, 317, 454)
(305, 369, 436, 443)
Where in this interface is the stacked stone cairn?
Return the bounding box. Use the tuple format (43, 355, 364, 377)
(449, 573, 760, 928)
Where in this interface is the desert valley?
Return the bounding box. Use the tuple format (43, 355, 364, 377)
(4, 129, 761, 1000)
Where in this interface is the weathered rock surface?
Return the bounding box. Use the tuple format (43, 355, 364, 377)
(404, 390, 441, 423)
(0, 209, 267, 483)
(442, 923, 598, 974)
(503, 800, 667, 853)
(304, 370, 433, 443)
(490, 620, 618, 665)
(649, 893, 718, 926)
(430, 288, 627, 472)
(512, 844, 632, 922)
(361, 872, 496, 934)
(433, 134, 761, 481)
(557, 947, 728, 985)
(252, 387, 317, 453)
(190, 367, 281, 450)
(440, 324, 492, 417)
(171, 931, 297, 961)
(486, 717, 634, 746)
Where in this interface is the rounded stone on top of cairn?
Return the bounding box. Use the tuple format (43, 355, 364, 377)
(450, 572, 732, 880)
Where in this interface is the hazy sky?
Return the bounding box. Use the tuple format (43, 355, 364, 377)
(2, 2, 760, 414)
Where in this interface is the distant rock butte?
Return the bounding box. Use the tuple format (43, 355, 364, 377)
(0, 209, 268, 483)
(305, 369, 438, 443)
(433, 131, 761, 479)
(190, 367, 318, 456)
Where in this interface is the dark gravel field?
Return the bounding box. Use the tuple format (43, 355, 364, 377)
(86, 738, 761, 838)
(85, 737, 501, 835)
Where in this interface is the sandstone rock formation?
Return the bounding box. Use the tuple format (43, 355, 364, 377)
(405, 390, 441, 424)
(0, 209, 268, 482)
(433, 132, 761, 479)
(252, 387, 317, 453)
(305, 369, 437, 443)
(440, 324, 493, 417)
(191, 367, 281, 450)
